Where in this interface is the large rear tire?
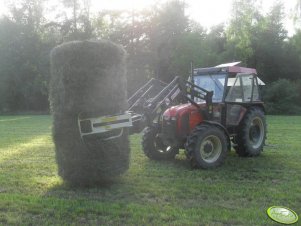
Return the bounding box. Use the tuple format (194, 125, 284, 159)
(235, 107, 266, 157)
(185, 124, 228, 169)
(142, 127, 178, 160)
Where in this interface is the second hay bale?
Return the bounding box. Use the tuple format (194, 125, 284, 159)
(49, 40, 130, 185)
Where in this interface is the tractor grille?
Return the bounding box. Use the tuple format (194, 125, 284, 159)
(162, 118, 176, 138)
(180, 113, 190, 136)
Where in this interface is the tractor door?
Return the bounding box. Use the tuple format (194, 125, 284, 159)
(193, 73, 227, 123)
(224, 73, 262, 127)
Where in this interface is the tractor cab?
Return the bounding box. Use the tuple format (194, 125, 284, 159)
(192, 62, 264, 104)
(190, 62, 265, 127)
(162, 62, 265, 136)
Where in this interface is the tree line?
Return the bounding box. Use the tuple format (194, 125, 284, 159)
(0, 0, 300, 114)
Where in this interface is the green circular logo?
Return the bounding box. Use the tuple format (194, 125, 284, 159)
(267, 206, 299, 224)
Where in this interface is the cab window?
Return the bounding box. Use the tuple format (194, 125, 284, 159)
(225, 74, 260, 102)
(193, 74, 226, 102)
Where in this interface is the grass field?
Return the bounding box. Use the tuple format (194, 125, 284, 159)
(0, 115, 300, 225)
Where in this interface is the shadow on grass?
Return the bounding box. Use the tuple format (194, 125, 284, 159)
(33, 146, 296, 226)
(141, 148, 282, 170)
(42, 147, 285, 206)
(135, 148, 286, 186)
(43, 175, 147, 208)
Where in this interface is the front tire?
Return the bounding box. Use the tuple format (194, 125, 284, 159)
(142, 127, 178, 160)
(185, 124, 228, 169)
(235, 107, 266, 157)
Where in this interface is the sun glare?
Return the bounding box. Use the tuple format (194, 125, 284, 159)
(0, 0, 297, 34)
(90, 0, 231, 28)
(90, 0, 296, 33)
(91, 0, 160, 12)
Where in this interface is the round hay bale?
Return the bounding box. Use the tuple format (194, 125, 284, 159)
(49, 40, 130, 185)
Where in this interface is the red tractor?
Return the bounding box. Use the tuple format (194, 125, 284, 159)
(78, 62, 267, 169)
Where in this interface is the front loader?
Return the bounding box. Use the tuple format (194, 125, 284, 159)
(78, 62, 267, 169)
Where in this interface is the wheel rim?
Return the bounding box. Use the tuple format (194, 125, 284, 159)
(249, 117, 264, 149)
(199, 135, 222, 163)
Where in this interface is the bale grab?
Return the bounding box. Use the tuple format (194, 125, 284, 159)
(49, 40, 130, 185)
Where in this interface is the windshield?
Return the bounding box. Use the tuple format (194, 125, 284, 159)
(193, 74, 226, 102)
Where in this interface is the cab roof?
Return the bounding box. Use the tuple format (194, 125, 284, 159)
(194, 62, 257, 75)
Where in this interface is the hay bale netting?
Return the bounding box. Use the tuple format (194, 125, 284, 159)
(49, 40, 129, 185)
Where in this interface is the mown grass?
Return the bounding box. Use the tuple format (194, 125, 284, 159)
(0, 115, 300, 225)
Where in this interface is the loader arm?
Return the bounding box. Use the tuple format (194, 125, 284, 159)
(141, 76, 213, 123)
(78, 76, 213, 140)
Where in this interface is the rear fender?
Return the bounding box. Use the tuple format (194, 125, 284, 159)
(238, 103, 265, 125)
(251, 104, 265, 113)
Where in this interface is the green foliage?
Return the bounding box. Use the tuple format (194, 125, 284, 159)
(170, 24, 228, 78)
(226, 1, 294, 82)
(49, 40, 130, 185)
(93, 10, 154, 95)
(289, 30, 301, 64)
(226, 0, 260, 63)
(148, 0, 188, 82)
(1, 0, 301, 113)
(0, 1, 51, 112)
(252, 3, 293, 83)
(0, 115, 301, 224)
(293, 79, 301, 109)
(263, 79, 301, 115)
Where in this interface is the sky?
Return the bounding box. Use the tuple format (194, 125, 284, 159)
(0, 0, 298, 35)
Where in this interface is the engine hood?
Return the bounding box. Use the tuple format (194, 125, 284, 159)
(163, 102, 206, 117)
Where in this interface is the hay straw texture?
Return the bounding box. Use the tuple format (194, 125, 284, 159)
(49, 40, 130, 185)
